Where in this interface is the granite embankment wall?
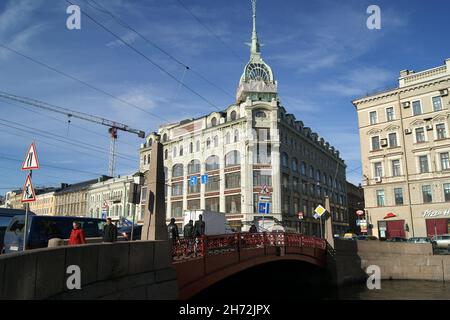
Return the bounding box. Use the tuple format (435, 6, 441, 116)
(0, 241, 177, 300)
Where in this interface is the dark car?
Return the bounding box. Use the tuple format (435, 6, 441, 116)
(118, 224, 142, 240)
(0, 208, 30, 254)
(386, 237, 407, 242)
(3, 215, 105, 253)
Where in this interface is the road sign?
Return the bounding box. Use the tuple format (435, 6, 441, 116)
(21, 174, 36, 202)
(201, 174, 209, 184)
(314, 205, 326, 217)
(313, 213, 320, 220)
(258, 202, 270, 214)
(260, 184, 270, 195)
(189, 176, 198, 186)
(356, 210, 365, 216)
(258, 195, 271, 202)
(22, 142, 40, 171)
(297, 212, 304, 220)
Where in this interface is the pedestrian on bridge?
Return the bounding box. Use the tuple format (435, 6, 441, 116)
(194, 214, 205, 237)
(249, 223, 258, 233)
(184, 220, 194, 238)
(168, 218, 180, 240)
(68, 221, 86, 246)
(103, 218, 118, 243)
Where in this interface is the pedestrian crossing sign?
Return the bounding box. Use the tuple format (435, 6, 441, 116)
(21, 174, 36, 203)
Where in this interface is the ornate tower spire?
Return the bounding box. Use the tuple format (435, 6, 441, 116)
(251, 0, 260, 57)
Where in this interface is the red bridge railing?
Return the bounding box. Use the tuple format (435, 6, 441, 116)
(171, 232, 326, 261)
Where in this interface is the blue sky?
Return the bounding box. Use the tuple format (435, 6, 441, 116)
(1, 0, 450, 193)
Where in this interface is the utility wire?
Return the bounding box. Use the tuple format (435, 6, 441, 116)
(0, 43, 169, 123)
(66, 0, 221, 111)
(84, 0, 235, 100)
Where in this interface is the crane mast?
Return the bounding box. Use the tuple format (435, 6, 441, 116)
(0, 91, 146, 177)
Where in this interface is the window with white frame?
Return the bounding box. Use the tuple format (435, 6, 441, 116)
(392, 159, 401, 177)
(436, 123, 447, 139)
(371, 136, 380, 150)
(444, 183, 450, 202)
(394, 188, 404, 205)
(415, 127, 426, 143)
(374, 162, 383, 177)
(369, 111, 377, 125)
(422, 185, 432, 203)
(386, 107, 395, 121)
(440, 152, 450, 170)
(432, 96, 443, 111)
(418, 155, 429, 173)
(388, 132, 398, 147)
(412, 100, 422, 116)
(376, 190, 385, 207)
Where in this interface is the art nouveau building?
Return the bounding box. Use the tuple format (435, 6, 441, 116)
(353, 58, 450, 239)
(139, 1, 348, 234)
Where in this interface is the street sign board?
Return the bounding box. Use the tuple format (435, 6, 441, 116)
(258, 202, 270, 214)
(189, 176, 198, 186)
(258, 195, 271, 202)
(356, 210, 365, 216)
(314, 205, 326, 217)
(201, 174, 209, 184)
(297, 212, 304, 220)
(22, 142, 39, 171)
(21, 174, 36, 203)
(313, 213, 320, 220)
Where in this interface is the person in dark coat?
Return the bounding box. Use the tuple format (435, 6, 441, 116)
(194, 214, 206, 237)
(68, 222, 86, 245)
(183, 220, 194, 238)
(249, 224, 258, 233)
(103, 218, 118, 243)
(167, 218, 180, 240)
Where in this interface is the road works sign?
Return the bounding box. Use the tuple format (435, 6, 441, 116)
(21, 174, 36, 203)
(22, 142, 39, 171)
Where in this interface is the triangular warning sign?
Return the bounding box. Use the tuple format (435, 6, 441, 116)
(21, 174, 36, 203)
(22, 142, 39, 171)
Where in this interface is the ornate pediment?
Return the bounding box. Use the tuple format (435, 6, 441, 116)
(367, 128, 383, 135)
(432, 113, 449, 123)
(410, 119, 426, 127)
(384, 124, 400, 132)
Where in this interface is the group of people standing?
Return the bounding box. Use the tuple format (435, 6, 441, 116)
(167, 214, 205, 240)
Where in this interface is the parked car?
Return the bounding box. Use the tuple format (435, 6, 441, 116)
(3, 215, 106, 253)
(386, 237, 407, 242)
(0, 208, 29, 254)
(118, 224, 142, 240)
(431, 234, 450, 250)
(356, 235, 378, 241)
(407, 237, 433, 244)
(341, 233, 358, 240)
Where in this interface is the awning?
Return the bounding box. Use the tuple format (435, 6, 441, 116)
(384, 212, 397, 219)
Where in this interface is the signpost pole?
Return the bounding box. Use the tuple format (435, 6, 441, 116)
(23, 170, 32, 251)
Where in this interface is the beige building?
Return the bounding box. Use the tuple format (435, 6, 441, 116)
(139, 1, 348, 235)
(353, 58, 450, 239)
(29, 189, 56, 215)
(55, 179, 99, 216)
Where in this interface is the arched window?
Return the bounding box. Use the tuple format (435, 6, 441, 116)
(188, 160, 201, 174)
(225, 150, 241, 167)
(226, 132, 231, 144)
(211, 117, 217, 127)
(164, 149, 168, 160)
(164, 167, 168, 180)
(230, 110, 237, 121)
(213, 136, 219, 147)
(143, 155, 147, 165)
(291, 158, 298, 172)
(196, 140, 200, 152)
(205, 155, 220, 171)
(162, 133, 168, 142)
(322, 172, 327, 184)
(309, 166, 315, 178)
(172, 164, 184, 177)
(189, 142, 193, 154)
(206, 138, 211, 149)
(234, 130, 239, 143)
(281, 152, 288, 167)
(148, 138, 153, 147)
(173, 147, 177, 158)
(300, 162, 307, 175)
(316, 169, 321, 182)
(179, 145, 183, 156)
(255, 111, 266, 118)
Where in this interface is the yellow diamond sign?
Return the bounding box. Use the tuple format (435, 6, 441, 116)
(314, 205, 327, 217)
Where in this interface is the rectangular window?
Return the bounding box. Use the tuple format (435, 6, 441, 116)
(436, 123, 447, 139)
(205, 175, 220, 192)
(392, 159, 401, 177)
(225, 195, 241, 214)
(422, 185, 432, 203)
(225, 172, 241, 189)
(253, 170, 273, 187)
(172, 182, 183, 196)
(188, 178, 200, 194)
(283, 196, 290, 214)
(386, 107, 395, 121)
(419, 155, 429, 173)
(394, 188, 404, 205)
(187, 199, 200, 210)
(205, 197, 219, 211)
(293, 177, 299, 192)
(171, 201, 183, 218)
(416, 128, 426, 143)
(412, 100, 422, 116)
(388, 132, 398, 147)
(444, 183, 450, 202)
(374, 162, 383, 177)
(282, 174, 289, 190)
(369, 111, 377, 125)
(440, 152, 450, 170)
(433, 96, 443, 111)
(372, 136, 380, 150)
(376, 190, 385, 207)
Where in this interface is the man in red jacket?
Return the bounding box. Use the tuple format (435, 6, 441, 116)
(68, 221, 86, 245)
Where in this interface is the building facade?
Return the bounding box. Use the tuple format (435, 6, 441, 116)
(353, 58, 450, 239)
(28, 189, 56, 216)
(139, 2, 348, 235)
(54, 179, 99, 216)
(346, 182, 365, 234)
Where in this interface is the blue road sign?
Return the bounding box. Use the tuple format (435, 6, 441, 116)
(201, 174, 209, 184)
(258, 202, 270, 214)
(189, 176, 198, 186)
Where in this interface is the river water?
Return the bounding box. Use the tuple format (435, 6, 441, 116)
(334, 280, 450, 300)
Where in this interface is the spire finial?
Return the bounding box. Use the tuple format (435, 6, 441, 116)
(250, 0, 260, 57)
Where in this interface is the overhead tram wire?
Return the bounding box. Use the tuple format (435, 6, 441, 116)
(83, 0, 235, 101)
(65, 0, 221, 112)
(0, 43, 169, 124)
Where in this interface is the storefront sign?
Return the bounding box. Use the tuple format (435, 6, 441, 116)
(422, 209, 450, 218)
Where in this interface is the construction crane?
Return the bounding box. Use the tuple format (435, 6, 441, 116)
(0, 90, 146, 177)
